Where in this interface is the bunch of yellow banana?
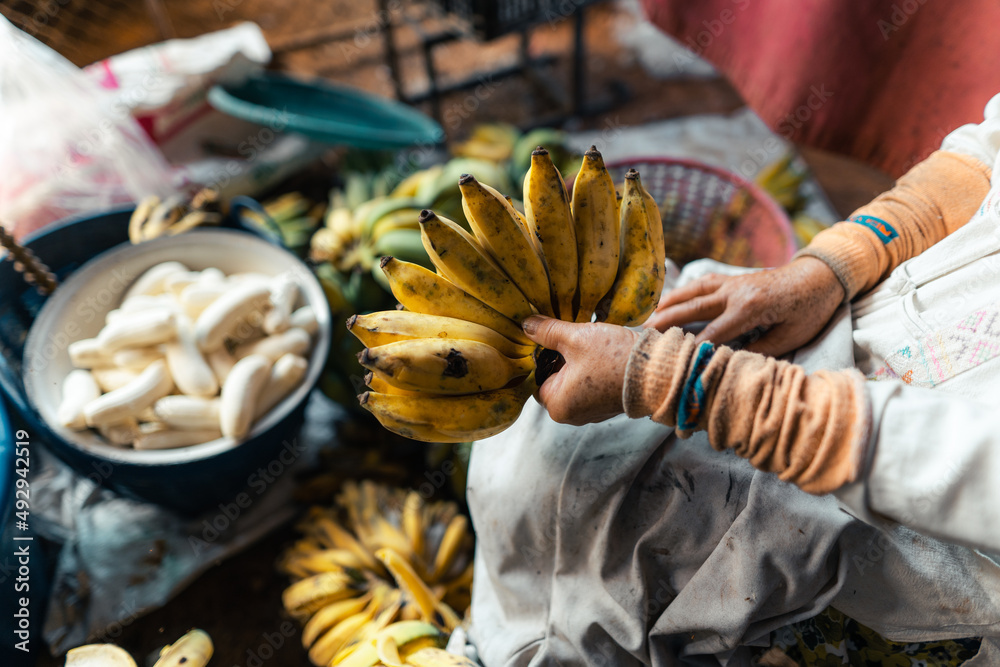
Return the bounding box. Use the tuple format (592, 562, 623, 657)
(348, 145, 664, 442)
(755, 151, 808, 212)
(279, 481, 476, 666)
(128, 189, 222, 244)
(64, 629, 213, 667)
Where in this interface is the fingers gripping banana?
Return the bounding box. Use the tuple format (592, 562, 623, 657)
(379, 257, 530, 345)
(601, 169, 665, 326)
(347, 310, 535, 358)
(359, 338, 534, 395)
(571, 146, 620, 322)
(524, 147, 578, 320)
(418, 210, 535, 322)
(458, 174, 554, 317)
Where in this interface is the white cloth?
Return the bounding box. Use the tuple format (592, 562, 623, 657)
(468, 95, 1000, 667)
(835, 93, 1000, 555)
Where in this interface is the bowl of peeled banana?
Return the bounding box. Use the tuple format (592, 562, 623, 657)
(348, 146, 665, 442)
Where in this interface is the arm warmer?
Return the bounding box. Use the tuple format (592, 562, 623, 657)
(624, 328, 870, 495)
(795, 150, 991, 300)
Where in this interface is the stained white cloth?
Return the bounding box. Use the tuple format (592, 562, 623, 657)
(467, 96, 1000, 667)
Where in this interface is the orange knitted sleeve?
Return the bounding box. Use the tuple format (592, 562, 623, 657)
(623, 328, 869, 495)
(795, 151, 992, 300)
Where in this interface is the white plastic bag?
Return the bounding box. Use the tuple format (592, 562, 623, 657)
(0, 17, 177, 239)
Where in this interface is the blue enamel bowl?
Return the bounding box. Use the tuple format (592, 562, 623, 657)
(0, 209, 331, 516)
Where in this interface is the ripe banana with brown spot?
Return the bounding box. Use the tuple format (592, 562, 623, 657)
(524, 147, 578, 320)
(348, 310, 535, 359)
(459, 174, 554, 317)
(571, 146, 619, 322)
(380, 257, 529, 345)
(359, 338, 534, 395)
(601, 169, 665, 326)
(359, 377, 535, 443)
(418, 210, 534, 322)
(301, 595, 372, 649)
(152, 630, 213, 667)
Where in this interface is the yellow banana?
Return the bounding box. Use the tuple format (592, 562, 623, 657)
(283, 548, 369, 577)
(402, 491, 426, 563)
(524, 147, 578, 320)
(431, 514, 468, 582)
(375, 549, 462, 631)
(405, 647, 480, 666)
(129, 195, 160, 244)
(359, 378, 535, 443)
(152, 630, 213, 667)
(348, 310, 535, 359)
(282, 570, 362, 618)
(313, 516, 382, 572)
(301, 595, 371, 649)
(359, 338, 534, 395)
(307, 605, 376, 666)
(458, 174, 554, 317)
(365, 372, 425, 397)
(380, 257, 530, 345)
(571, 146, 619, 322)
(418, 210, 535, 322)
(378, 634, 405, 667)
(601, 169, 665, 326)
(335, 621, 443, 667)
(334, 588, 405, 663)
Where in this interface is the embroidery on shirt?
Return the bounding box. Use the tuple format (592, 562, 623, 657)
(849, 214, 899, 244)
(677, 342, 715, 430)
(883, 303, 1000, 387)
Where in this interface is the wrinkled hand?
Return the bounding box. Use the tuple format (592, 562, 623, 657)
(644, 256, 845, 357)
(522, 316, 639, 426)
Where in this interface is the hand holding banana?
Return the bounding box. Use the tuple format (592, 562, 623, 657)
(349, 146, 665, 442)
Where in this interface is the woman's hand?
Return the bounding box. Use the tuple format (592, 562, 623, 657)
(522, 316, 639, 426)
(644, 256, 845, 357)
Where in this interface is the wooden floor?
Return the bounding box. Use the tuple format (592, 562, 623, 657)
(10, 1, 899, 664)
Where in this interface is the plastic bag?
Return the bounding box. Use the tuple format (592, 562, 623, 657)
(0, 17, 177, 239)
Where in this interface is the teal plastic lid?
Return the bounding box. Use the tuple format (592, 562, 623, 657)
(208, 73, 444, 150)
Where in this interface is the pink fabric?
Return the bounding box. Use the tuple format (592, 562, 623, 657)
(641, 0, 1000, 177)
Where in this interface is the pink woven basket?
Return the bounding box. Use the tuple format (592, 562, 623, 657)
(606, 157, 795, 268)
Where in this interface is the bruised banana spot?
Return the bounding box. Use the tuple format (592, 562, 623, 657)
(443, 349, 469, 378)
